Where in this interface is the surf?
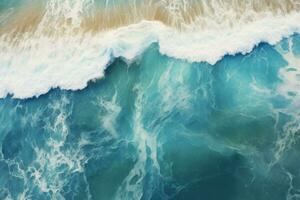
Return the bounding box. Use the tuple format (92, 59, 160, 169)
(0, 0, 300, 99)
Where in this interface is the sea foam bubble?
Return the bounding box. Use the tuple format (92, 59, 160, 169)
(1, 0, 300, 99)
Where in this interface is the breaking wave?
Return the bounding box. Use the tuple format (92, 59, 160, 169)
(0, 0, 300, 98)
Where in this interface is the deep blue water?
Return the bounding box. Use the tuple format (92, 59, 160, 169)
(1, 35, 300, 200)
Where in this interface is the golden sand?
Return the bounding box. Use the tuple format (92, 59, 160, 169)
(0, 2, 44, 37)
(1, 0, 300, 40)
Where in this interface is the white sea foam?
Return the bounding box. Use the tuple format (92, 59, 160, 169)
(1, 6, 300, 98)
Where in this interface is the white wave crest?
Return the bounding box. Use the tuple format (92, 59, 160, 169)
(1, 3, 300, 99)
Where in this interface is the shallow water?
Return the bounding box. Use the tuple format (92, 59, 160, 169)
(1, 0, 300, 199)
(1, 35, 300, 199)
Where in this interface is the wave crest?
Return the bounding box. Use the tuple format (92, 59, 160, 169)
(0, 0, 300, 98)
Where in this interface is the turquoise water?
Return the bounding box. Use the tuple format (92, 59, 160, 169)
(1, 35, 300, 199)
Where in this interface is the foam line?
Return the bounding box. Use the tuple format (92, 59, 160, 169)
(0, 0, 300, 99)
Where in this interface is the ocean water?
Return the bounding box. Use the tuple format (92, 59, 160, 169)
(1, 0, 300, 200)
